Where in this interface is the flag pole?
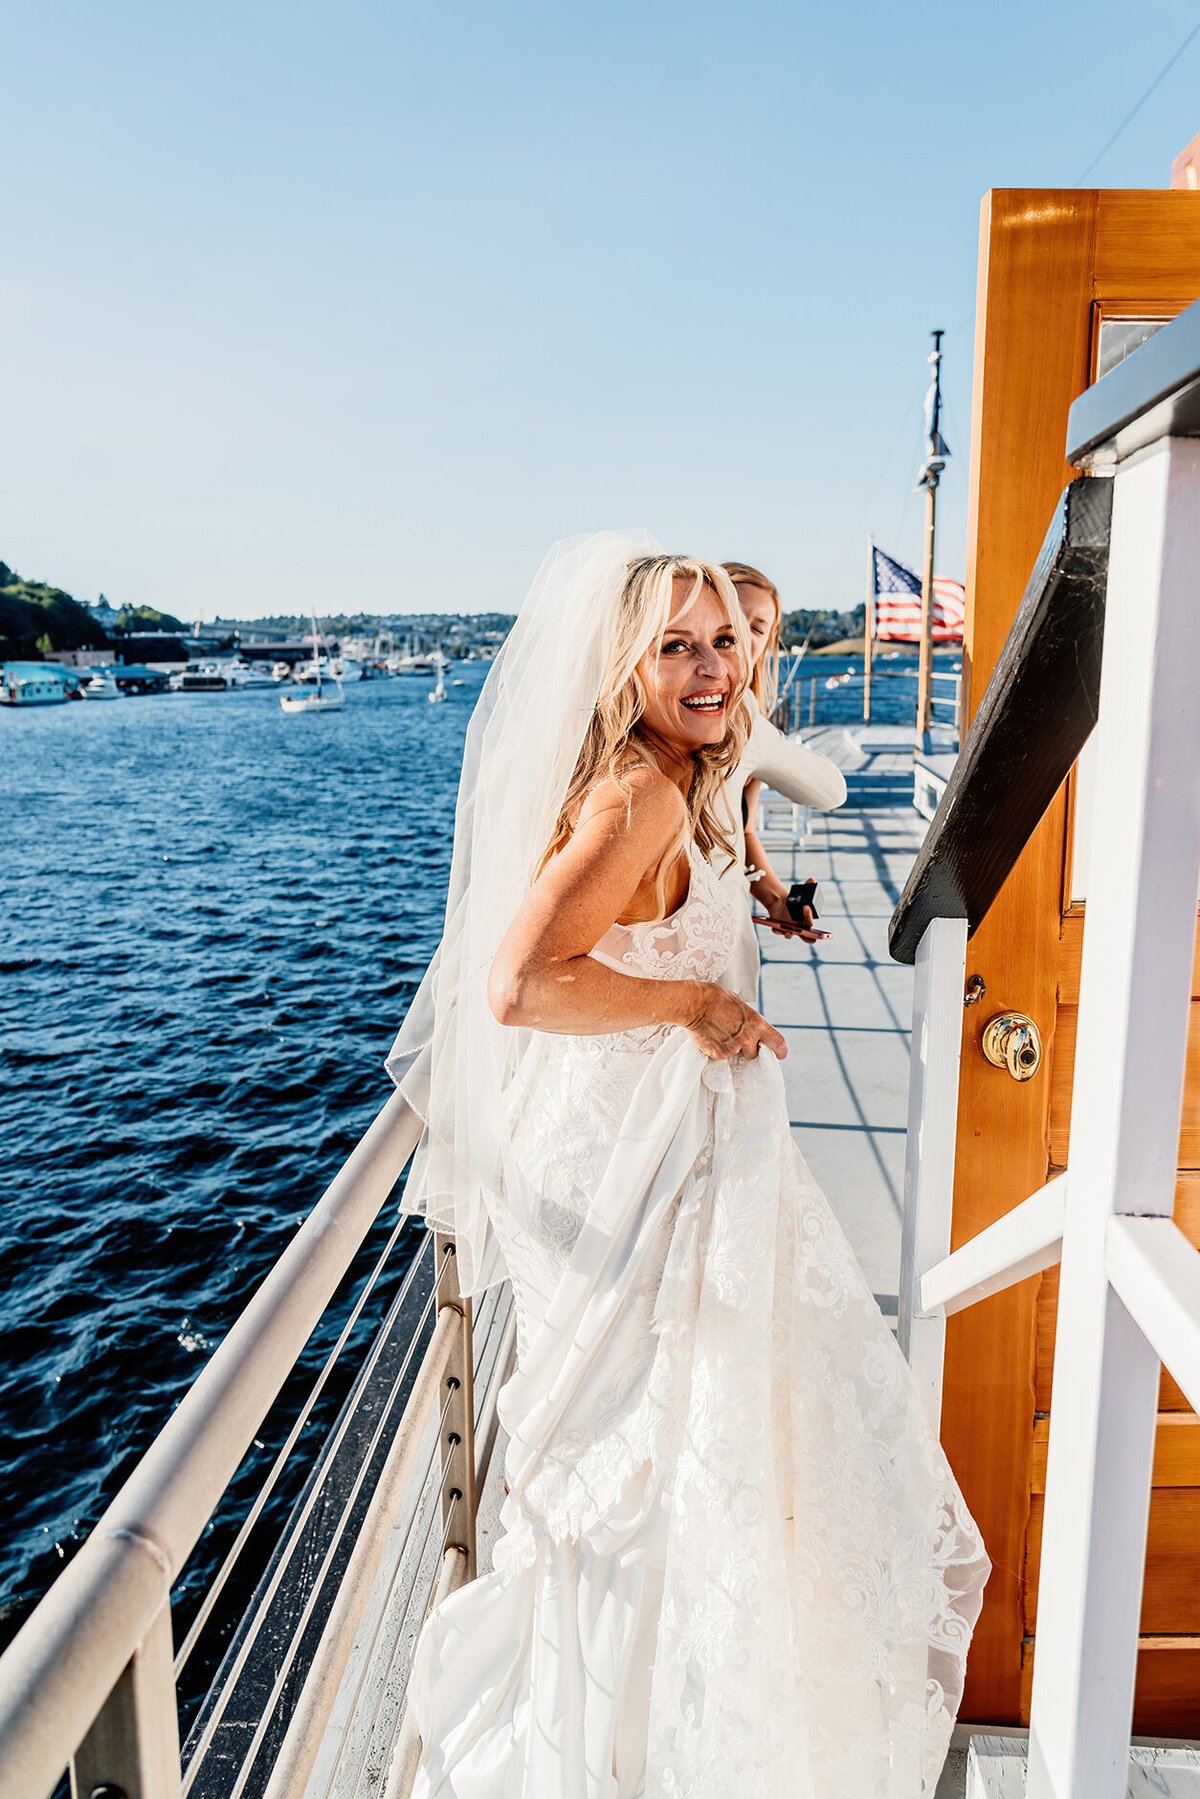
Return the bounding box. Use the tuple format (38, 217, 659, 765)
(916, 329, 947, 742)
(863, 534, 875, 723)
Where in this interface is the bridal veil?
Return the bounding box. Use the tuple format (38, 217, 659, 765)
(386, 529, 664, 1296)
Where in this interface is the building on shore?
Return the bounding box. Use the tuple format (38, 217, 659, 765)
(43, 648, 117, 669)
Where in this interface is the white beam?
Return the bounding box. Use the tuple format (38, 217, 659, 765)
(919, 1175, 1065, 1317)
(898, 915, 968, 1425)
(1108, 1217, 1200, 1418)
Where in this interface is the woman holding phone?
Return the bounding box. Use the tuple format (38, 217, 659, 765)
(719, 560, 843, 996)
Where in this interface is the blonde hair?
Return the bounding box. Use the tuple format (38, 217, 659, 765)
(542, 555, 752, 905)
(722, 560, 782, 714)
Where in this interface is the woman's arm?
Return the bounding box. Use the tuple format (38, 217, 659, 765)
(742, 773, 829, 943)
(488, 768, 786, 1061)
(746, 707, 847, 811)
(741, 778, 790, 908)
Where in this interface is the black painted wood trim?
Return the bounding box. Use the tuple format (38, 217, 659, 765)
(888, 476, 1111, 965)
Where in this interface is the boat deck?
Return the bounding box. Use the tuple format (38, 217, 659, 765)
(760, 724, 926, 1312)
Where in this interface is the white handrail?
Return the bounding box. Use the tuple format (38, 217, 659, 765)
(918, 1175, 1066, 1317)
(0, 1088, 422, 1799)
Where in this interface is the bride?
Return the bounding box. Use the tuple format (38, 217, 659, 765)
(387, 531, 988, 1799)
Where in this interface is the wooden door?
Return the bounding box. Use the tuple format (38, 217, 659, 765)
(945, 187, 1200, 1725)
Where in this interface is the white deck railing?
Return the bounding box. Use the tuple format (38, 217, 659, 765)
(897, 297, 1200, 1799)
(0, 1088, 507, 1799)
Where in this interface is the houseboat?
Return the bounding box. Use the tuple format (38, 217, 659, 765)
(0, 661, 70, 706)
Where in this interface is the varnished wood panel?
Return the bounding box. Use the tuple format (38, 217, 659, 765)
(1048, 1001, 1200, 1169)
(1057, 908, 1200, 1007)
(1019, 1642, 1200, 1737)
(1132, 1647, 1200, 1737)
(1093, 190, 1200, 298)
(1026, 1490, 1200, 1633)
(944, 186, 1200, 1723)
(1031, 1412, 1200, 1491)
(946, 188, 1097, 1722)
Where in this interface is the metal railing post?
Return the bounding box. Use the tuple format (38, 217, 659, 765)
(435, 1235, 477, 1578)
(898, 915, 968, 1424)
(71, 1602, 181, 1799)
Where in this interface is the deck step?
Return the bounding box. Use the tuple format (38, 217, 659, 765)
(965, 1734, 1200, 1796)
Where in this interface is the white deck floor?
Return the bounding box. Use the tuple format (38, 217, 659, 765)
(758, 725, 927, 1312)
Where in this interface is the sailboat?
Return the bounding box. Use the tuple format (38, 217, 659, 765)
(427, 650, 448, 703)
(280, 609, 345, 714)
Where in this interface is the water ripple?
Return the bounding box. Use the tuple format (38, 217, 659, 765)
(0, 671, 483, 1679)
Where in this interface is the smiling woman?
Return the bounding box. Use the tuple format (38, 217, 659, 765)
(488, 555, 777, 1054)
(536, 556, 752, 888)
(389, 532, 988, 1799)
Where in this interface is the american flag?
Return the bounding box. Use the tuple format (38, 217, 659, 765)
(870, 546, 965, 643)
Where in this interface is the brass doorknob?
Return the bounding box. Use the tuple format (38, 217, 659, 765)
(981, 1012, 1042, 1082)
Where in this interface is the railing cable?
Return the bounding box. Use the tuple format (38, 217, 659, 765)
(175, 1213, 421, 1675)
(182, 1244, 441, 1791)
(220, 1287, 452, 1799)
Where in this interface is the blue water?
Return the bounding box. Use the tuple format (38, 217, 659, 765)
(0, 666, 488, 1695)
(0, 646, 944, 1709)
(772, 650, 958, 731)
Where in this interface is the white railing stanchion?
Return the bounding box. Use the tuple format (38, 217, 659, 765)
(71, 1600, 181, 1799)
(898, 914, 968, 1424)
(1027, 436, 1200, 1799)
(435, 1234, 478, 1580)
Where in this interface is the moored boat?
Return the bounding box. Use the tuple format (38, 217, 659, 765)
(0, 661, 71, 706)
(281, 608, 347, 712)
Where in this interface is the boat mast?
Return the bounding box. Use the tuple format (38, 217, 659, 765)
(863, 534, 875, 723)
(915, 329, 948, 739)
(312, 606, 321, 697)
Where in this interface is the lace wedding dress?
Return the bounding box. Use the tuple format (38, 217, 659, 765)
(407, 842, 988, 1799)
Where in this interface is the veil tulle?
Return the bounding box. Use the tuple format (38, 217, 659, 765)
(386, 529, 664, 1296)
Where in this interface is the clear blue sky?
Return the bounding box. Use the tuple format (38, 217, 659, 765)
(3, 0, 1199, 621)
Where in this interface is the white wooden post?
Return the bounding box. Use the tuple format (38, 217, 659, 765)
(898, 914, 968, 1424)
(1027, 437, 1200, 1799)
(70, 1601, 181, 1799)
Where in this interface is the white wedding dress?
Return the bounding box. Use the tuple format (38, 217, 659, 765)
(407, 841, 988, 1799)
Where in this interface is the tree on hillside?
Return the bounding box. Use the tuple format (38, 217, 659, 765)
(0, 563, 109, 661)
(780, 604, 866, 647)
(113, 604, 186, 634)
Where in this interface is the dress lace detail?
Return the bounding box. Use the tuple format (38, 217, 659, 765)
(408, 841, 988, 1799)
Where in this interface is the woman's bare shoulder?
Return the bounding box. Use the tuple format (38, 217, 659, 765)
(575, 763, 686, 845)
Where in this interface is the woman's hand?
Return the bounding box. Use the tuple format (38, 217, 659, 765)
(760, 890, 830, 943)
(683, 982, 787, 1061)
